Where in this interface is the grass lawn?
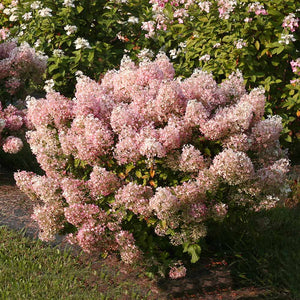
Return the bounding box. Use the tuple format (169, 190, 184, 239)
(0, 226, 154, 300)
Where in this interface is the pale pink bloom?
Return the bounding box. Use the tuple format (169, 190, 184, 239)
(2, 104, 24, 130)
(256, 158, 290, 190)
(282, 13, 299, 32)
(180, 70, 225, 112)
(0, 119, 6, 133)
(75, 223, 106, 253)
(64, 203, 100, 227)
(114, 183, 153, 217)
(198, 1, 211, 13)
(290, 58, 300, 75)
(60, 114, 114, 162)
(179, 144, 205, 173)
(240, 87, 266, 124)
(250, 116, 283, 150)
(74, 75, 113, 122)
(0, 28, 10, 41)
(200, 100, 254, 140)
(218, 0, 237, 19)
(196, 169, 219, 195)
(149, 187, 180, 220)
(254, 195, 280, 211)
(110, 103, 144, 134)
(61, 178, 89, 205)
(222, 133, 251, 152)
(248, 2, 268, 15)
(173, 180, 204, 204)
(113, 128, 141, 164)
(139, 137, 166, 159)
(219, 70, 246, 103)
(211, 148, 255, 185)
(14, 171, 38, 201)
(2, 136, 23, 153)
(32, 202, 65, 241)
(26, 97, 51, 127)
(154, 52, 175, 80)
(213, 203, 228, 219)
(45, 92, 74, 128)
(88, 166, 121, 197)
(189, 202, 208, 220)
(115, 230, 141, 264)
(141, 21, 156, 38)
(169, 262, 186, 279)
(184, 99, 209, 127)
(31, 175, 61, 204)
(5, 77, 21, 95)
(135, 61, 164, 89)
(159, 117, 187, 151)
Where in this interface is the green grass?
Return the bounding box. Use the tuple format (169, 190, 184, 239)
(0, 226, 153, 300)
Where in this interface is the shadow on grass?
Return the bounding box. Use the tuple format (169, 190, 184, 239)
(207, 204, 300, 299)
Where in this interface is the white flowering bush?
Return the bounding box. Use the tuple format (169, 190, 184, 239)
(15, 55, 290, 276)
(1, 0, 142, 97)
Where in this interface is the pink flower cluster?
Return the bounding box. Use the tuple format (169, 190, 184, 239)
(291, 58, 300, 76)
(282, 13, 299, 32)
(218, 0, 237, 19)
(0, 28, 10, 41)
(247, 2, 268, 16)
(0, 103, 26, 153)
(143, 0, 196, 37)
(0, 39, 47, 96)
(169, 261, 187, 279)
(15, 54, 290, 270)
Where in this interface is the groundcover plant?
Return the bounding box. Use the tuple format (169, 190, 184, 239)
(15, 55, 290, 278)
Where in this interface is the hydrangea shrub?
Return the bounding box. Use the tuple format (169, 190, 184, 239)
(15, 55, 290, 276)
(0, 36, 46, 155)
(0, 37, 47, 105)
(0, 102, 26, 153)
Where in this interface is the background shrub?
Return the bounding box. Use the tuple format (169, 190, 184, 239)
(111, 0, 300, 161)
(0, 35, 47, 169)
(2, 0, 138, 97)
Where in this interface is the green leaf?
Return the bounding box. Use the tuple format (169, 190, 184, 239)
(285, 135, 292, 142)
(88, 51, 94, 63)
(255, 40, 260, 50)
(48, 64, 59, 73)
(74, 54, 81, 64)
(135, 170, 142, 178)
(76, 6, 84, 13)
(183, 243, 201, 263)
(125, 163, 135, 174)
